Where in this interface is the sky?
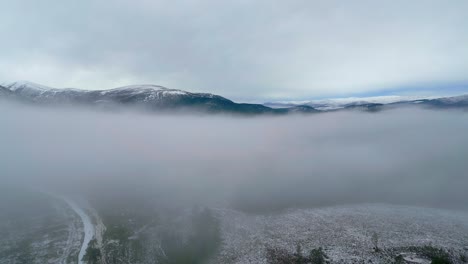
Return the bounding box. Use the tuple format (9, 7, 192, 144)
(1, 0, 468, 100)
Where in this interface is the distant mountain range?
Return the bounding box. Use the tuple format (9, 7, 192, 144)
(0, 81, 317, 115)
(1, 81, 467, 114)
(267, 94, 468, 112)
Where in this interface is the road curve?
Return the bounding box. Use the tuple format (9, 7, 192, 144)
(62, 198, 95, 264)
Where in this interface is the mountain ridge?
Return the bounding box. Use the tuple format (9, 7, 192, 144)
(0, 81, 318, 115)
(2, 81, 468, 114)
(266, 94, 468, 112)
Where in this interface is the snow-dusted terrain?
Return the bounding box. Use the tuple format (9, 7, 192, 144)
(1, 190, 468, 263)
(0, 81, 282, 114)
(265, 94, 468, 111)
(3, 80, 468, 114)
(211, 204, 468, 263)
(265, 96, 437, 110)
(0, 192, 83, 264)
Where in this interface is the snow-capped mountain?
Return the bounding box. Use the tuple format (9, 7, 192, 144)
(0, 85, 13, 97)
(0, 81, 317, 115)
(266, 94, 468, 111)
(402, 94, 468, 108)
(2, 81, 468, 113)
(266, 95, 434, 110)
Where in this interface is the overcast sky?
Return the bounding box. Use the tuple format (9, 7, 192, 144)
(1, 0, 468, 100)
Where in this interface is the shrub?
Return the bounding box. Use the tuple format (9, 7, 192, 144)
(371, 232, 379, 252)
(419, 246, 451, 264)
(266, 245, 327, 264)
(266, 247, 298, 264)
(394, 255, 405, 264)
(82, 239, 101, 264)
(309, 247, 327, 264)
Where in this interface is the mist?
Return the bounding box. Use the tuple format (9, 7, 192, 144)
(1, 103, 467, 213)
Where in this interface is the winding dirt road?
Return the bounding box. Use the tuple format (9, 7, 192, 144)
(62, 198, 95, 264)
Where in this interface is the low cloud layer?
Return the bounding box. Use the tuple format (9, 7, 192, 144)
(1, 0, 468, 99)
(1, 104, 468, 212)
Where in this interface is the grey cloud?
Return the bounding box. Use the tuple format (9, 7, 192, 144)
(1, 0, 468, 99)
(1, 103, 468, 212)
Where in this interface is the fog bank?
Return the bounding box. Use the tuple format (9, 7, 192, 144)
(1, 103, 467, 212)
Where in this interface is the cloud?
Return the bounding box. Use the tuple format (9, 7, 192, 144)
(0, 0, 467, 99)
(1, 103, 468, 212)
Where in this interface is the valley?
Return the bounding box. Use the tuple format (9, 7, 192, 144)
(2, 190, 468, 263)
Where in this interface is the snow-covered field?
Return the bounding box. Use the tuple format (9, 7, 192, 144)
(2, 191, 468, 264)
(212, 204, 468, 263)
(0, 192, 83, 264)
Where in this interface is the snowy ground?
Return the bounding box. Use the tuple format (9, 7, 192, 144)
(211, 204, 468, 263)
(0, 191, 82, 264)
(2, 192, 468, 263)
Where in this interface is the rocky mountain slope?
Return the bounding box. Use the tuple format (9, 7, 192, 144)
(2, 81, 468, 114)
(0, 81, 317, 115)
